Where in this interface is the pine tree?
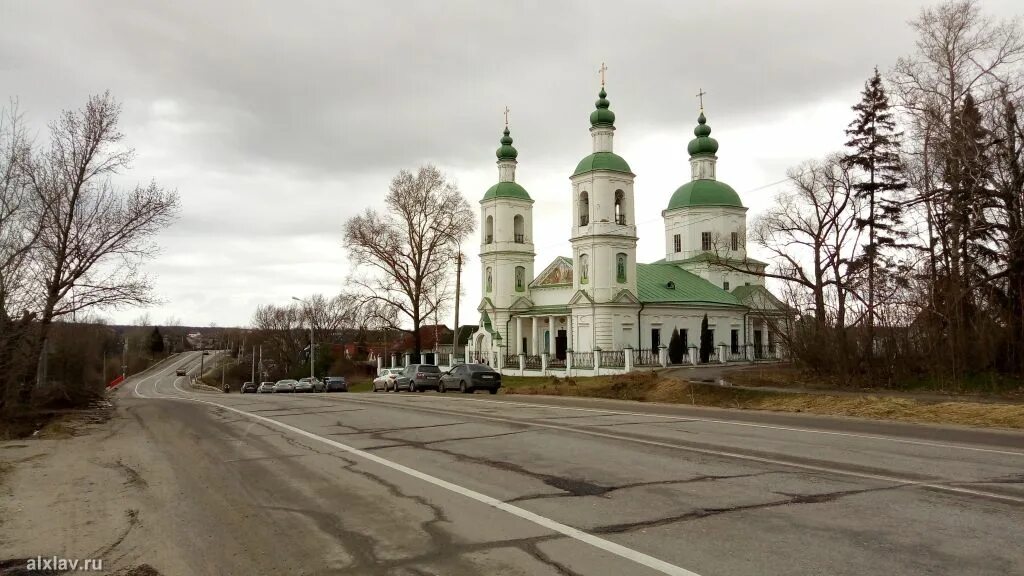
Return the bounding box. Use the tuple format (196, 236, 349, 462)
(844, 67, 907, 362)
(668, 328, 683, 364)
(699, 314, 713, 363)
(149, 326, 165, 355)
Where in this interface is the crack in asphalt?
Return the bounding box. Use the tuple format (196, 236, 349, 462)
(505, 471, 776, 503)
(590, 484, 906, 534)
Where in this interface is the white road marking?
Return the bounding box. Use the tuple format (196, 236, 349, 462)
(329, 395, 1024, 505)
(141, 383, 702, 576)
(378, 395, 1024, 457)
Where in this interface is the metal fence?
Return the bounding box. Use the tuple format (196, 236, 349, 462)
(504, 353, 519, 368)
(548, 357, 566, 369)
(573, 351, 594, 369)
(601, 350, 625, 368)
(633, 348, 659, 366)
(524, 355, 542, 370)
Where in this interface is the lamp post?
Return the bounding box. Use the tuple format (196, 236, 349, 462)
(292, 296, 315, 381)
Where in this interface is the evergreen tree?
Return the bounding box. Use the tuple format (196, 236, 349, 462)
(668, 328, 683, 364)
(149, 326, 165, 355)
(699, 314, 713, 363)
(843, 67, 907, 358)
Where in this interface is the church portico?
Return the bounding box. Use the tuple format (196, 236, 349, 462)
(466, 77, 789, 376)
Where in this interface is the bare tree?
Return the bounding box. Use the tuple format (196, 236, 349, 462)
(343, 165, 474, 357)
(22, 92, 179, 396)
(0, 101, 38, 409)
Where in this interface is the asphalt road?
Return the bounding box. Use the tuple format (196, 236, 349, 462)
(120, 351, 1024, 576)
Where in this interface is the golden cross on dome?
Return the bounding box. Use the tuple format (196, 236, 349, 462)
(696, 88, 706, 112)
(504, 106, 510, 127)
(599, 62, 608, 87)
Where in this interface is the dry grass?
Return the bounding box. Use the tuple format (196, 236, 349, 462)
(504, 372, 1024, 429)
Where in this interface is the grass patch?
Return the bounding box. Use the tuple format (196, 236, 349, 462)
(504, 372, 1024, 429)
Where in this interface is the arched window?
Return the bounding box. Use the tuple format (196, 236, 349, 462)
(616, 253, 627, 283)
(515, 266, 525, 292)
(579, 254, 589, 284)
(614, 190, 625, 225)
(485, 267, 492, 292)
(513, 214, 525, 243)
(485, 215, 494, 244)
(578, 192, 589, 226)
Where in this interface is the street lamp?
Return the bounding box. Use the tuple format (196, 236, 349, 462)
(292, 296, 315, 381)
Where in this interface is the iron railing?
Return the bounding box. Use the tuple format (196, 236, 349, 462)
(485, 235, 493, 244)
(514, 234, 525, 243)
(573, 351, 594, 369)
(548, 357, 566, 369)
(504, 353, 519, 367)
(524, 355, 542, 370)
(633, 349, 659, 366)
(579, 215, 589, 226)
(601, 350, 626, 368)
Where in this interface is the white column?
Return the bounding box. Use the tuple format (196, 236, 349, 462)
(567, 315, 574, 351)
(516, 316, 523, 355)
(548, 315, 556, 356)
(531, 317, 538, 355)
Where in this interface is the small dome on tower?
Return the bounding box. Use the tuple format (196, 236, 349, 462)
(496, 127, 518, 160)
(589, 88, 616, 127)
(687, 112, 719, 156)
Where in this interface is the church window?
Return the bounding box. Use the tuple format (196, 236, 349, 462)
(673, 234, 681, 253)
(616, 253, 627, 283)
(579, 192, 589, 226)
(701, 232, 712, 251)
(515, 266, 525, 292)
(513, 214, 525, 243)
(485, 267, 492, 292)
(731, 231, 739, 251)
(485, 215, 494, 244)
(614, 190, 625, 225)
(723, 281, 730, 291)
(579, 254, 589, 284)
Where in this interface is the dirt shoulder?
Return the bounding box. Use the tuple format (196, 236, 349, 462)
(0, 402, 173, 576)
(502, 372, 1024, 430)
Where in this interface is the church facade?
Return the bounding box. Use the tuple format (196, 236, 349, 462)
(467, 85, 787, 373)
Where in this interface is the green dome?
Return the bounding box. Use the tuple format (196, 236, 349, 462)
(496, 127, 518, 160)
(482, 181, 533, 202)
(589, 88, 615, 127)
(573, 151, 632, 176)
(667, 179, 743, 210)
(687, 112, 719, 156)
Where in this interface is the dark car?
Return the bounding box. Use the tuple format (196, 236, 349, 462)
(395, 364, 442, 392)
(175, 368, 187, 376)
(240, 381, 258, 394)
(440, 363, 501, 394)
(324, 377, 347, 392)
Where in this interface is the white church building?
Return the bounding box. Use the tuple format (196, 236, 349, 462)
(467, 85, 787, 374)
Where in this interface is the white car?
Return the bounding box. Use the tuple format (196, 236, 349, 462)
(372, 369, 401, 392)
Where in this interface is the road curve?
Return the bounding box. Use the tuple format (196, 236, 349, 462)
(118, 351, 1024, 576)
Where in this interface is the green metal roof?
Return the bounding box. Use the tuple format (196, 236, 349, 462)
(496, 126, 518, 160)
(667, 179, 742, 209)
(482, 181, 533, 202)
(731, 284, 788, 310)
(573, 151, 632, 177)
(671, 253, 768, 267)
(636, 263, 743, 306)
(590, 87, 615, 127)
(687, 112, 719, 156)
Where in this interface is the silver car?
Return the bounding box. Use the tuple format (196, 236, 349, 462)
(372, 369, 400, 392)
(257, 381, 276, 394)
(294, 378, 314, 393)
(273, 379, 297, 393)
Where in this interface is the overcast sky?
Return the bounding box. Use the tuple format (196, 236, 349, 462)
(1, 0, 1019, 328)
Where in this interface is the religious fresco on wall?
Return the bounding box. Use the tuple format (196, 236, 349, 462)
(535, 258, 573, 286)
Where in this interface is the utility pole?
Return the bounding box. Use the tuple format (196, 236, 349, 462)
(259, 346, 263, 380)
(251, 346, 256, 384)
(292, 296, 314, 381)
(122, 342, 127, 380)
(453, 250, 462, 363)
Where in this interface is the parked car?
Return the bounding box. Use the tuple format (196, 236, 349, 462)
(372, 369, 399, 392)
(240, 381, 258, 394)
(273, 379, 297, 393)
(257, 381, 276, 394)
(175, 368, 187, 376)
(395, 364, 442, 392)
(294, 378, 315, 393)
(440, 363, 502, 394)
(311, 377, 326, 392)
(324, 376, 347, 392)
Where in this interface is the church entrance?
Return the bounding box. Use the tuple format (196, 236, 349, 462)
(753, 330, 763, 359)
(555, 330, 567, 360)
